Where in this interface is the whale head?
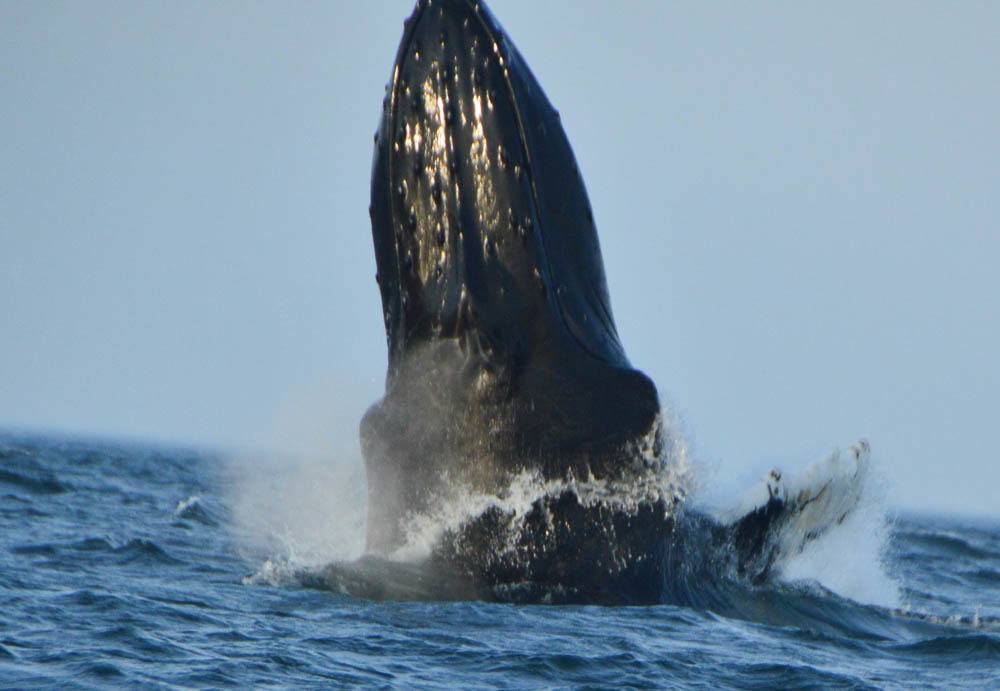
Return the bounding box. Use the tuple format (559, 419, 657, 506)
(363, 0, 660, 554)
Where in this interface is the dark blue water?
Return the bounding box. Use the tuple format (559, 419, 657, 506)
(2, 431, 999, 688)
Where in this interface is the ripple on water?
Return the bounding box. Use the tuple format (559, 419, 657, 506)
(172, 495, 220, 527)
(10, 542, 59, 556)
(20, 536, 185, 567)
(961, 565, 1000, 585)
(96, 624, 186, 659)
(734, 662, 879, 690)
(52, 589, 131, 613)
(70, 537, 116, 552)
(112, 538, 184, 566)
(900, 530, 995, 561)
(75, 661, 127, 681)
(0, 466, 68, 496)
(890, 633, 1000, 660)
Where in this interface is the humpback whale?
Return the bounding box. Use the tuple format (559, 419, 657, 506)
(360, 0, 868, 604)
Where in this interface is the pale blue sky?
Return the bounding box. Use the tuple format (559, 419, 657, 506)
(2, 2, 997, 515)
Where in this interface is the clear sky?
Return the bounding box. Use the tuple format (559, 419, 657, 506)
(2, 1, 998, 516)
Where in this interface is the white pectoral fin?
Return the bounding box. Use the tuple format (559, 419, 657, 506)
(722, 440, 873, 581)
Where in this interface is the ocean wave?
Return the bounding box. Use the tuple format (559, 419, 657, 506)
(897, 530, 996, 561)
(12, 536, 184, 567)
(173, 495, 220, 527)
(733, 662, 878, 690)
(0, 466, 68, 495)
(109, 538, 183, 566)
(890, 633, 1000, 659)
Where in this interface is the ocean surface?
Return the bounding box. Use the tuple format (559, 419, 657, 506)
(1, 430, 999, 689)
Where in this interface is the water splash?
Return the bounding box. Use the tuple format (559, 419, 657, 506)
(391, 412, 693, 562)
(226, 381, 371, 576)
(229, 390, 903, 612)
(229, 451, 367, 572)
(764, 443, 901, 608)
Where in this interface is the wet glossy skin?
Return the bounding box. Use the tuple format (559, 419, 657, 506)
(371, 0, 628, 378)
(363, 0, 660, 555)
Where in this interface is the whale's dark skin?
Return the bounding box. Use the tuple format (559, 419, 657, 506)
(361, 0, 802, 603)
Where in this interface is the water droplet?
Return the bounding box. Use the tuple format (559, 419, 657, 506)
(397, 181, 408, 200)
(533, 268, 547, 297)
(435, 223, 445, 246)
